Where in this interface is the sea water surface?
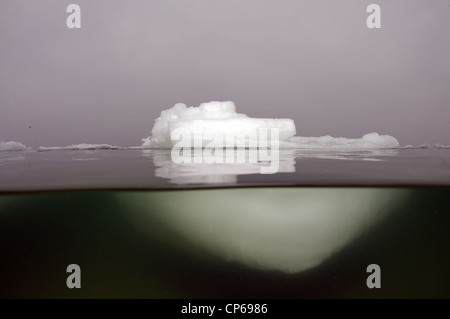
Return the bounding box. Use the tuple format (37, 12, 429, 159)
(1, 148, 450, 190)
(0, 148, 449, 298)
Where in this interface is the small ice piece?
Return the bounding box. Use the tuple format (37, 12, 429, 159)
(400, 143, 431, 150)
(0, 141, 30, 151)
(416, 143, 431, 149)
(142, 101, 296, 149)
(38, 144, 120, 151)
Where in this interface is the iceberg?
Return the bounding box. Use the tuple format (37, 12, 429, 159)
(142, 101, 296, 149)
(142, 101, 399, 150)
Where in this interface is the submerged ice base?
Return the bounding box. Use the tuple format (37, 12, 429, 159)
(142, 101, 399, 150)
(121, 188, 409, 273)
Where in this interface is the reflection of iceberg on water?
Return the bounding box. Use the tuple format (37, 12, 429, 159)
(142, 149, 296, 185)
(294, 148, 399, 161)
(121, 188, 409, 274)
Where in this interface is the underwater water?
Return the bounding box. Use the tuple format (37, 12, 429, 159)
(0, 187, 449, 298)
(0, 149, 449, 298)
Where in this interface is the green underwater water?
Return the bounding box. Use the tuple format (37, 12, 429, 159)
(0, 187, 449, 298)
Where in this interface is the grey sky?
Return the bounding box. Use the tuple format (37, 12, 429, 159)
(1, 0, 449, 148)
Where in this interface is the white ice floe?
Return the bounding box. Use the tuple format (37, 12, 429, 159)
(142, 101, 296, 149)
(38, 144, 120, 151)
(142, 101, 400, 149)
(0, 141, 30, 151)
(288, 132, 399, 149)
(400, 143, 431, 149)
(400, 143, 450, 149)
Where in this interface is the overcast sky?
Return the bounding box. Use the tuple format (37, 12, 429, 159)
(1, 0, 449, 148)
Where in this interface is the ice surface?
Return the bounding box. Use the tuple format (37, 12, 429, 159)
(0, 141, 30, 151)
(400, 143, 450, 149)
(38, 144, 120, 151)
(142, 101, 399, 149)
(142, 101, 296, 149)
(400, 143, 431, 149)
(288, 133, 400, 149)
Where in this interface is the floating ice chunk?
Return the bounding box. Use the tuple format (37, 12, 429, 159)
(142, 101, 296, 149)
(0, 141, 30, 151)
(38, 144, 120, 151)
(289, 132, 399, 149)
(400, 143, 433, 149)
(401, 143, 450, 149)
(142, 101, 400, 150)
